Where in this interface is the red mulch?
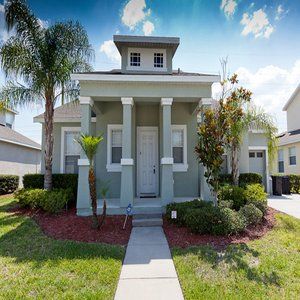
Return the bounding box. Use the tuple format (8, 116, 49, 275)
(163, 208, 276, 250)
(12, 207, 132, 246)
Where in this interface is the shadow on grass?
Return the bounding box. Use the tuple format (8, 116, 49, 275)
(0, 202, 125, 267)
(174, 243, 281, 286)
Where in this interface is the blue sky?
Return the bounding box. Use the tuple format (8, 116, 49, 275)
(0, 0, 299, 143)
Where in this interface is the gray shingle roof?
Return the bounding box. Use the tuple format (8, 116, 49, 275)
(34, 100, 81, 122)
(277, 129, 300, 146)
(0, 125, 41, 150)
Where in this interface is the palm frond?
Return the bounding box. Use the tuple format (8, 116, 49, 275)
(76, 134, 103, 165)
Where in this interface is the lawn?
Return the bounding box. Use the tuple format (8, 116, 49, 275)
(172, 212, 300, 300)
(0, 196, 125, 300)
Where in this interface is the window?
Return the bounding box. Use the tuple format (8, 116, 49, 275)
(249, 152, 255, 158)
(130, 52, 140, 66)
(289, 147, 296, 165)
(278, 149, 284, 173)
(61, 128, 81, 174)
(256, 152, 263, 158)
(5, 123, 12, 129)
(172, 125, 188, 172)
(107, 125, 123, 172)
(154, 53, 163, 68)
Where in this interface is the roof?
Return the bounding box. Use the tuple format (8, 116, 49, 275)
(283, 84, 300, 111)
(0, 125, 41, 150)
(34, 101, 81, 123)
(277, 129, 300, 146)
(113, 35, 180, 57)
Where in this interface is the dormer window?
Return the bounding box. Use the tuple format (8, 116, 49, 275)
(154, 53, 163, 68)
(130, 52, 140, 66)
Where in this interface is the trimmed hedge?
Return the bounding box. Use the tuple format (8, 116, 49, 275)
(244, 184, 268, 214)
(15, 188, 72, 213)
(218, 185, 246, 210)
(239, 203, 263, 226)
(288, 175, 300, 194)
(219, 172, 263, 187)
(0, 175, 19, 195)
(23, 174, 78, 203)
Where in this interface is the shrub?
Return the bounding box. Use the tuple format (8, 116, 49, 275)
(23, 174, 78, 203)
(166, 199, 211, 226)
(185, 206, 221, 234)
(218, 185, 246, 210)
(239, 204, 263, 226)
(218, 200, 233, 209)
(14, 188, 72, 213)
(244, 184, 267, 214)
(288, 174, 300, 194)
(40, 189, 72, 213)
(219, 174, 233, 185)
(0, 175, 19, 195)
(15, 188, 47, 208)
(239, 173, 262, 187)
(213, 207, 246, 235)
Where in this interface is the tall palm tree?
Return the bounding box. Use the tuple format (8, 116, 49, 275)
(0, 0, 93, 190)
(228, 104, 277, 186)
(76, 134, 103, 229)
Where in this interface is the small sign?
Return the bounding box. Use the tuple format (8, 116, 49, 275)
(126, 204, 132, 215)
(171, 210, 177, 219)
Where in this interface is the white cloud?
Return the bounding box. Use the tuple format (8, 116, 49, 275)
(121, 0, 150, 30)
(99, 40, 121, 63)
(220, 0, 238, 18)
(0, 4, 9, 42)
(275, 4, 288, 21)
(241, 9, 274, 39)
(143, 20, 154, 36)
(213, 61, 300, 132)
(37, 18, 49, 29)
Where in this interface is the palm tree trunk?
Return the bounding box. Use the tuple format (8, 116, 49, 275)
(231, 142, 239, 186)
(44, 95, 54, 190)
(88, 167, 99, 229)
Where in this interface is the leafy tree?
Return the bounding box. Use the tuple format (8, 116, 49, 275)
(0, 0, 93, 190)
(76, 134, 103, 229)
(195, 104, 230, 206)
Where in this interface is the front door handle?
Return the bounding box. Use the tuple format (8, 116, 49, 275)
(153, 166, 156, 174)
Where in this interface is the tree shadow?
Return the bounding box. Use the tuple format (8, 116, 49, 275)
(174, 243, 281, 286)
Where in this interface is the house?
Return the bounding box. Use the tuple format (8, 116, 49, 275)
(0, 106, 41, 185)
(274, 84, 300, 175)
(34, 35, 269, 215)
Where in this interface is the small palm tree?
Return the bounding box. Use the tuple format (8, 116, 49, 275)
(76, 134, 103, 229)
(0, 0, 93, 190)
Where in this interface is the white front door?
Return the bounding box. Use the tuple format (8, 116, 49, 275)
(137, 127, 158, 197)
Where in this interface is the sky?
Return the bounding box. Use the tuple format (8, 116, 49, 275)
(0, 0, 300, 144)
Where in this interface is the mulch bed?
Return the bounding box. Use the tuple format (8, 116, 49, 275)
(12, 207, 132, 246)
(163, 208, 276, 250)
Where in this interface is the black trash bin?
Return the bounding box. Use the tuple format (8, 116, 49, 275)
(282, 176, 291, 194)
(272, 176, 282, 196)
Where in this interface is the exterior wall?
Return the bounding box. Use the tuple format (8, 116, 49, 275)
(286, 92, 300, 132)
(0, 141, 41, 186)
(171, 102, 199, 197)
(272, 142, 300, 175)
(41, 121, 96, 174)
(0, 110, 15, 128)
(121, 46, 172, 74)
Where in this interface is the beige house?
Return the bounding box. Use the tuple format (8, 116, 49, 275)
(274, 84, 300, 174)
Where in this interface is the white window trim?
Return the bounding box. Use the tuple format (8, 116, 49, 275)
(106, 124, 123, 172)
(60, 127, 81, 173)
(172, 125, 188, 172)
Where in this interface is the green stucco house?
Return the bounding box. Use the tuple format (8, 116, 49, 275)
(34, 35, 269, 216)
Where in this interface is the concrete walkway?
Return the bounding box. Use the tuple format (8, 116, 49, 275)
(268, 194, 300, 219)
(114, 227, 184, 300)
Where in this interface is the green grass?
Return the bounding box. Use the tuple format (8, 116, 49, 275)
(0, 196, 125, 300)
(172, 213, 300, 300)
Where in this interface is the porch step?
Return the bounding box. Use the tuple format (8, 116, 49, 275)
(132, 214, 163, 227)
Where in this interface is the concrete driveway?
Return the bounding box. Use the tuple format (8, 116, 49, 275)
(268, 194, 300, 219)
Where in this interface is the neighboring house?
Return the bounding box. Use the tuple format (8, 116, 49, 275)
(35, 35, 269, 215)
(274, 84, 300, 175)
(0, 106, 41, 185)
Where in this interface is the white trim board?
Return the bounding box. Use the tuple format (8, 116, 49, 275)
(60, 127, 81, 173)
(0, 137, 41, 150)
